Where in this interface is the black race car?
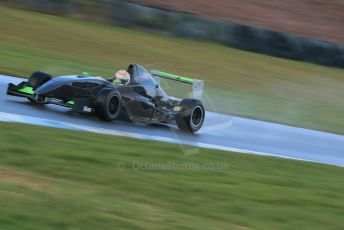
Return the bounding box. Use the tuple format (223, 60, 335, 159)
(7, 64, 205, 132)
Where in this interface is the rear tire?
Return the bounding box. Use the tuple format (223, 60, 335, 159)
(176, 99, 205, 133)
(95, 88, 122, 121)
(27, 71, 52, 103)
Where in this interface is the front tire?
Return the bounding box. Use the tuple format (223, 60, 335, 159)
(27, 71, 52, 103)
(176, 99, 205, 133)
(95, 88, 122, 121)
(28, 71, 52, 89)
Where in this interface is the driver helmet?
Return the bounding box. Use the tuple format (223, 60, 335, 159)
(113, 70, 130, 85)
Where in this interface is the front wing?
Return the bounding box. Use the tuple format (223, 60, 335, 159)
(7, 81, 35, 98)
(6, 81, 92, 112)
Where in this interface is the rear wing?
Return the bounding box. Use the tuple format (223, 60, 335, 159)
(150, 70, 204, 100)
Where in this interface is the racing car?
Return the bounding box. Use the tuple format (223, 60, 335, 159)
(7, 64, 205, 132)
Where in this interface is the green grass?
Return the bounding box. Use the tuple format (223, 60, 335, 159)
(0, 122, 343, 229)
(0, 6, 343, 134)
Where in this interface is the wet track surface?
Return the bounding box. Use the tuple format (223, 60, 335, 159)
(1, 75, 343, 167)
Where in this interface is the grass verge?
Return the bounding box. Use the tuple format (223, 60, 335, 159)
(0, 122, 344, 229)
(0, 6, 343, 134)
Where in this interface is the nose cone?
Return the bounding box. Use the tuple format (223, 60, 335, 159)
(35, 76, 74, 94)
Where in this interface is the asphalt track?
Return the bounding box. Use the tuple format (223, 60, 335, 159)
(0, 75, 343, 167)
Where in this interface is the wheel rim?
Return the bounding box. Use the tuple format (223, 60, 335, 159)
(190, 106, 203, 128)
(109, 95, 120, 115)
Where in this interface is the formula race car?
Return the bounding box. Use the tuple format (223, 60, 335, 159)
(7, 64, 205, 132)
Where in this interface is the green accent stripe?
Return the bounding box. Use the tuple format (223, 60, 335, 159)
(150, 70, 193, 84)
(18, 86, 34, 95)
(67, 101, 75, 105)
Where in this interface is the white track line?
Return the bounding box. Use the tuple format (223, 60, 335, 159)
(0, 111, 342, 167)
